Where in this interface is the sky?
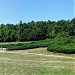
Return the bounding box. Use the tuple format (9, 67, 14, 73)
(0, 0, 74, 24)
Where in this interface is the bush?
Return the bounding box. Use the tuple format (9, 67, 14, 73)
(0, 37, 75, 54)
(47, 37, 75, 54)
(47, 43, 75, 54)
(2, 40, 51, 50)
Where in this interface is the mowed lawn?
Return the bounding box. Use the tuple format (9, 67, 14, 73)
(0, 48, 75, 75)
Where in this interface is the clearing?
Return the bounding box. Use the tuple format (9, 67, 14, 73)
(0, 47, 75, 75)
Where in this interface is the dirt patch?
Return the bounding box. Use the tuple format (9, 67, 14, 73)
(0, 48, 74, 59)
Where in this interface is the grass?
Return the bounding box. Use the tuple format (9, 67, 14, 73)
(0, 48, 75, 75)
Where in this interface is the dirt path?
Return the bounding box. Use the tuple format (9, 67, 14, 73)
(0, 48, 74, 59)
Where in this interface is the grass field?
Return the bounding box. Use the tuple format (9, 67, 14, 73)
(0, 47, 75, 75)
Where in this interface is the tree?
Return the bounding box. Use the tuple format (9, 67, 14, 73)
(19, 20, 24, 41)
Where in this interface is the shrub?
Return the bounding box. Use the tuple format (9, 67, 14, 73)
(0, 37, 75, 54)
(47, 43, 75, 54)
(4, 38, 51, 50)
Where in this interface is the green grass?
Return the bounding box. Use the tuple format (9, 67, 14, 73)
(0, 48, 75, 75)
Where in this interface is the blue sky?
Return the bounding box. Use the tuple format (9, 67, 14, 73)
(0, 0, 74, 24)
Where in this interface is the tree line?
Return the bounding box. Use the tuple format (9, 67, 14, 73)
(0, 18, 75, 42)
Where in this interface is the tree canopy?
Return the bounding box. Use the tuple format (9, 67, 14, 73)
(0, 18, 75, 42)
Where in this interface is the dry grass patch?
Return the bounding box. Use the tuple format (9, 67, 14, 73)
(0, 48, 75, 75)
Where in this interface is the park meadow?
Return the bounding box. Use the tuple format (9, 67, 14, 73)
(0, 18, 75, 75)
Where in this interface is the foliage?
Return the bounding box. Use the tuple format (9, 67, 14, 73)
(0, 37, 75, 54)
(0, 18, 75, 54)
(0, 18, 75, 42)
(47, 37, 75, 54)
(0, 38, 51, 50)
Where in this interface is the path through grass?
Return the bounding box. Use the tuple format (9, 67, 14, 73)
(0, 48, 75, 75)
